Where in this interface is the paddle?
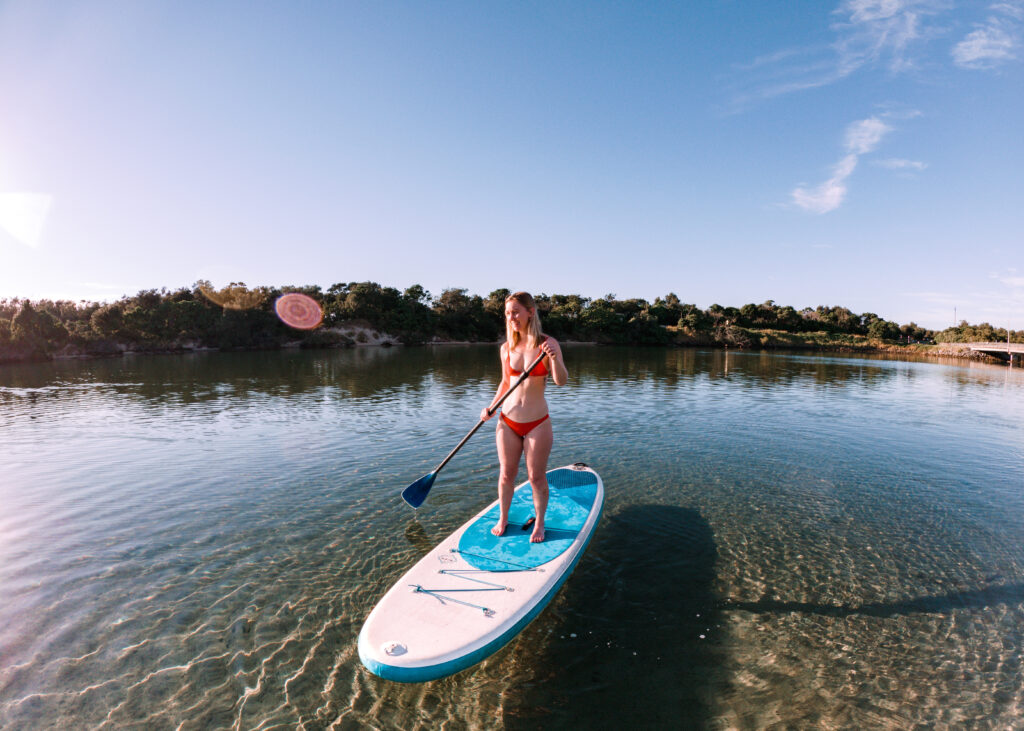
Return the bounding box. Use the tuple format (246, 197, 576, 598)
(402, 348, 548, 508)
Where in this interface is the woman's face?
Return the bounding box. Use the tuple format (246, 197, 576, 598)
(505, 300, 532, 333)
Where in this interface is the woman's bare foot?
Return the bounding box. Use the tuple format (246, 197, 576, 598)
(491, 519, 508, 537)
(530, 520, 545, 543)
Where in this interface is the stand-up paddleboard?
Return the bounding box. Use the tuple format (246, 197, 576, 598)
(359, 463, 603, 683)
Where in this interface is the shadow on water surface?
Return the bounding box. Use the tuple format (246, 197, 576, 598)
(499, 503, 722, 730)
(723, 582, 1024, 618)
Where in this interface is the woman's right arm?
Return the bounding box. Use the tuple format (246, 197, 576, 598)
(480, 344, 510, 421)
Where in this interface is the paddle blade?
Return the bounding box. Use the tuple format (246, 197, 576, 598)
(402, 472, 436, 508)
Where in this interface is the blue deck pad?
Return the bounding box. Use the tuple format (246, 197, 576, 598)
(458, 468, 599, 571)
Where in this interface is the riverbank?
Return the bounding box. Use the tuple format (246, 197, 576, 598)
(0, 322, 1006, 365)
(717, 328, 999, 361)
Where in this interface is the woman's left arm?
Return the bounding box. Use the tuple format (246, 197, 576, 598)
(541, 338, 569, 386)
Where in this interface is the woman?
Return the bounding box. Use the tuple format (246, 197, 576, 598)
(480, 292, 568, 543)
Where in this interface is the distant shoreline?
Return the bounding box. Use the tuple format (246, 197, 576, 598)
(4, 283, 1019, 367)
(0, 328, 1004, 367)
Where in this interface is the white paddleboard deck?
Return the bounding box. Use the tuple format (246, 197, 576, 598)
(359, 463, 603, 682)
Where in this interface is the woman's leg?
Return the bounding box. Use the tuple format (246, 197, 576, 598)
(523, 418, 553, 542)
(493, 419, 524, 536)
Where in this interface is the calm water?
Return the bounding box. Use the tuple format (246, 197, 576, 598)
(1, 346, 1023, 730)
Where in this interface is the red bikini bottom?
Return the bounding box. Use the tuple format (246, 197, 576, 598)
(500, 412, 550, 438)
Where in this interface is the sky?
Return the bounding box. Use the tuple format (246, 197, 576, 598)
(1, 0, 1022, 330)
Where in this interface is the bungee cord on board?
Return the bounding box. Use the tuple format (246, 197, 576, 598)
(409, 548, 547, 616)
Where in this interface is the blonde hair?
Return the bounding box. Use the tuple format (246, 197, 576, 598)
(505, 291, 544, 349)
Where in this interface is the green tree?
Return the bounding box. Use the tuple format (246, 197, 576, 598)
(393, 285, 435, 343)
(775, 305, 803, 331)
(434, 288, 495, 340)
(541, 293, 589, 339)
(626, 310, 669, 344)
(11, 302, 68, 351)
(738, 303, 759, 326)
(326, 281, 400, 328)
(610, 297, 647, 320)
(899, 322, 929, 342)
(678, 304, 712, 333)
(650, 293, 683, 327)
(580, 298, 626, 342)
(484, 288, 511, 318)
(404, 284, 432, 307)
(91, 303, 128, 339)
(867, 318, 900, 341)
(121, 289, 171, 341)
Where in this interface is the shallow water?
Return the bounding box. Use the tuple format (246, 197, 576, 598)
(1, 346, 1022, 729)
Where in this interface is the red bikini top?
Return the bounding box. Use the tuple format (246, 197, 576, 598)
(507, 337, 549, 377)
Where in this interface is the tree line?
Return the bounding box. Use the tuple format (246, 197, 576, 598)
(0, 281, 1020, 362)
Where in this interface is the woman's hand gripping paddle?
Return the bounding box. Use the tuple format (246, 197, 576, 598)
(402, 349, 547, 508)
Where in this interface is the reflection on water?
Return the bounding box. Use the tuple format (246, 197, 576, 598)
(1, 346, 1022, 729)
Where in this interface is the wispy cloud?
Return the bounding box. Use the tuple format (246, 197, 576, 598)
(952, 3, 1022, 69)
(991, 2, 1024, 21)
(874, 157, 928, 170)
(873, 104, 923, 119)
(993, 269, 1024, 288)
(844, 116, 892, 153)
(732, 47, 820, 72)
(792, 156, 858, 214)
(791, 117, 894, 213)
(0, 192, 53, 248)
(727, 1, 1021, 110)
(832, 0, 945, 74)
(725, 1, 946, 110)
(953, 27, 1014, 67)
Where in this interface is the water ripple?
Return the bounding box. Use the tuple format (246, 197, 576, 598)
(1, 347, 1023, 728)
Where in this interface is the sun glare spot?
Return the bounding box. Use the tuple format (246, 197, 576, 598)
(0, 192, 53, 247)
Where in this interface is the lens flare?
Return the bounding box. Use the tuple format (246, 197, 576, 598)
(275, 293, 323, 330)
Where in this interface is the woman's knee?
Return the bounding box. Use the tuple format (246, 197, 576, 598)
(499, 465, 519, 484)
(526, 470, 548, 492)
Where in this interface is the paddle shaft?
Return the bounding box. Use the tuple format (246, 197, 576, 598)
(430, 349, 548, 475)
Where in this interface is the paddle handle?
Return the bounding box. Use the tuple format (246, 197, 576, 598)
(431, 349, 547, 475)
